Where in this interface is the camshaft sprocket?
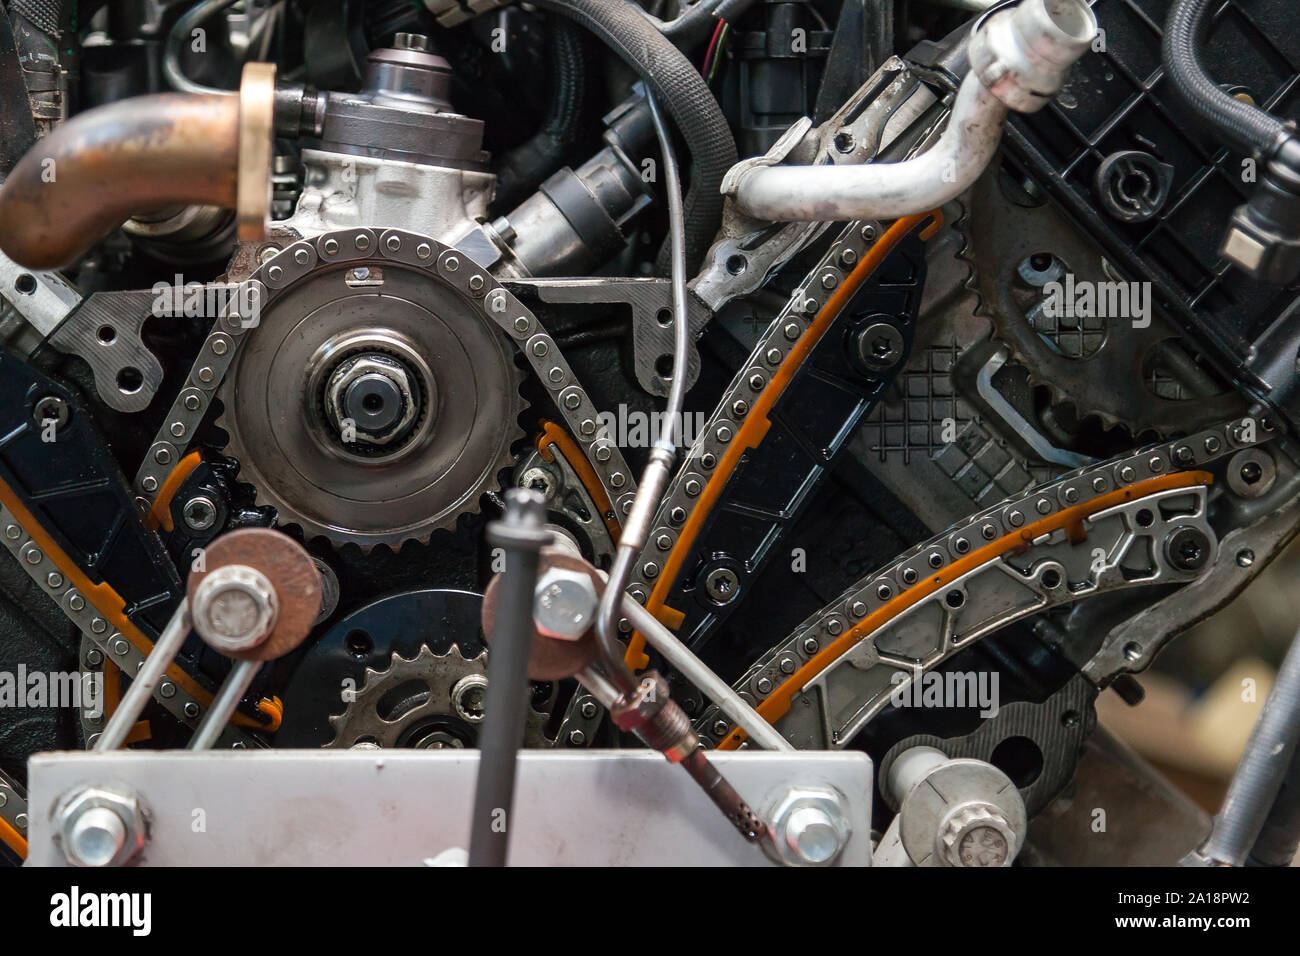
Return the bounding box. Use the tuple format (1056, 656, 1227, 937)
(216, 243, 524, 550)
(964, 170, 1242, 436)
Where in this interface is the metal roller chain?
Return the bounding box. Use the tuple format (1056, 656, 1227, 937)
(555, 217, 896, 745)
(695, 415, 1277, 748)
(133, 230, 639, 529)
(0, 503, 256, 749)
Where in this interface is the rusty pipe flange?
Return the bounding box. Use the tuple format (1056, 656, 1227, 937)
(0, 63, 276, 270)
(186, 527, 322, 662)
(237, 62, 276, 243)
(481, 547, 602, 680)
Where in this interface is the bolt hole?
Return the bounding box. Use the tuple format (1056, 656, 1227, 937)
(116, 367, 143, 394)
(655, 354, 674, 380)
(345, 629, 373, 660)
(1041, 568, 1062, 589)
(725, 254, 747, 276)
(14, 273, 36, 295)
(944, 589, 965, 609)
(656, 307, 672, 327)
(989, 735, 1043, 788)
(1135, 508, 1154, 528)
(96, 324, 117, 345)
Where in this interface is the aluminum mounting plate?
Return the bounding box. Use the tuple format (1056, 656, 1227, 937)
(26, 749, 873, 867)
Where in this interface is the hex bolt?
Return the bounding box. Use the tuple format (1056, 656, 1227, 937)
(56, 786, 146, 867)
(191, 564, 279, 653)
(532, 567, 598, 641)
(764, 786, 852, 867)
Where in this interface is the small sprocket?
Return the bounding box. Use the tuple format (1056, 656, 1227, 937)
(326, 643, 550, 749)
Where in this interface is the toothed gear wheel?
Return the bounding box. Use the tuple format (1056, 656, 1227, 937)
(326, 642, 548, 749)
(217, 232, 525, 549)
(964, 170, 1242, 436)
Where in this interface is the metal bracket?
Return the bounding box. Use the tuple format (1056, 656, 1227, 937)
(507, 277, 712, 398)
(25, 749, 874, 866)
(47, 290, 165, 413)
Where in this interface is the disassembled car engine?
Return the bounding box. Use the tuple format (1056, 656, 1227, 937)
(2, 0, 1300, 868)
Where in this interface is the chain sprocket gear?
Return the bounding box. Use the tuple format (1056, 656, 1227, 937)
(325, 642, 550, 749)
(216, 240, 525, 550)
(964, 170, 1242, 436)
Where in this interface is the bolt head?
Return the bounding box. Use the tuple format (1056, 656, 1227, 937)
(533, 568, 598, 641)
(937, 802, 1016, 867)
(1165, 526, 1212, 572)
(192, 564, 279, 653)
(519, 467, 556, 500)
(56, 786, 146, 868)
(703, 567, 741, 604)
(451, 674, 488, 722)
(324, 353, 422, 448)
(182, 495, 218, 531)
(764, 785, 852, 867)
(853, 321, 904, 372)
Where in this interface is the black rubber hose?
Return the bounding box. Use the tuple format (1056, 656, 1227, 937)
(1163, 0, 1289, 157)
(494, 17, 588, 211)
(8, 0, 62, 35)
(524, 0, 737, 273)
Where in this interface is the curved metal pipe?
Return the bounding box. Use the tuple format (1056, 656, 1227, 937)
(0, 93, 241, 270)
(729, 0, 1095, 222)
(731, 77, 1008, 222)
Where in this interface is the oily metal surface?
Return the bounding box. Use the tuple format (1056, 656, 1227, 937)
(219, 260, 522, 548)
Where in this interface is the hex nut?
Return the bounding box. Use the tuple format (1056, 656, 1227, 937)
(55, 786, 147, 868)
(763, 785, 852, 867)
(533, 567, 598, 641)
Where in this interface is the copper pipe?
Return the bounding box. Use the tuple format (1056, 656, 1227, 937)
(0, 93, 240, 270)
